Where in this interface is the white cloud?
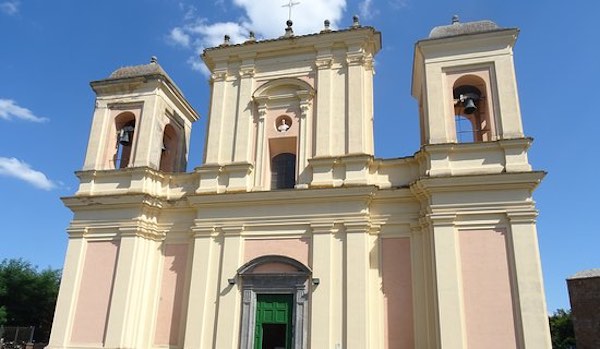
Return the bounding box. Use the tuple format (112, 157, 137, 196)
(0, 1, 18, 15)
(169, 27, 191, 47)
(0, 157, 56, 190)
(388, 0, 408, 10)
(0, 99, 48, 123)
(231, 0, 346, 39)
(169, 0, 347, 75)
(359, 0, 378, 20)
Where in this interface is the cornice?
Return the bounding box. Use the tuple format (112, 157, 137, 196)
(417, 137, 533, 155)
(188, 186, 378, 207)
(62, 193, 166, 210)
(202, 27, 381, 71)
(410, 171, 545, 196)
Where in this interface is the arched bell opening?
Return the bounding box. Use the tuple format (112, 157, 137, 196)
(159, 123, 183, 172)
(114, 112, 136, 169)
(452, 75, 494, 142)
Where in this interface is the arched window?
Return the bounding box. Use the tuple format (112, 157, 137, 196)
(159, 124, 179, 172)
(452, 74, 494, 142)
(271, 153, 296, 189)
(114, 113, 136, 169)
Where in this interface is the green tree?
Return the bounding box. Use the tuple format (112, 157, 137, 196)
(0, 258, 61, 343)
(549, 308, 576, 349)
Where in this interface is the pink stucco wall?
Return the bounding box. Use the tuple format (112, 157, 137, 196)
(154, 244, 189, 346)
(459, 229, 517, 349)
(244, 238, 310, 266)
(382, 238, 414, 349)
(71, 240, 119, 344)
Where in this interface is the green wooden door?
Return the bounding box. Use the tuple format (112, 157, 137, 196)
(254, 294, 293, 349)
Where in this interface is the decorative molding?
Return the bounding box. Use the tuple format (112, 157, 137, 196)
(315, 58, 333, 70)
(239, 66, 255, 78)
(210, 71, 227, 82)
(346, 53, 365, 66)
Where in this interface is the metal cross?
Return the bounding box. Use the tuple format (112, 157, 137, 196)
(282, 0, 300, 21)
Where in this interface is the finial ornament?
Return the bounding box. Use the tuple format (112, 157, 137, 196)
(322, 19, 331, 32)
(284, 20, 294, 37)
(150, 56, 158, 64)
(246, 31, 256, 43)
(222, 34, 231, 46)
(352, 15, 360, 28)
(452, 15, 460, 24)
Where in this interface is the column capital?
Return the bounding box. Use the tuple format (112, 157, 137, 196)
(239, 66, 255, 78)
(344, 220, 378, 234)
(210, 71, 227, 82)
(315, 58, 333, 70)
(191, 225, 220, 238)
(506, 210, 538, 224)
(425, 212, 457, 227)
(346, 53, 365, 66)
(310, 222, 335, 234)
(118, 225, 165, 241)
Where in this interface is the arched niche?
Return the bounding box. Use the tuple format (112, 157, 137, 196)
(238, 255, 311, 349)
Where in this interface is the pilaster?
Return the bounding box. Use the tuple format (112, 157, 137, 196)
(46, 231, 87, 349)
(296, 95, 313, 188)
(205, 69, 228, 164)
(494, 55, 524, 139)
(132, 96, 161, 168)
(82, 103, 110, 171)
(506, 211, 552, 348)
(346, 48, 368, 154)
(314, 52, 333, 157)
(427, 213, 467, 349)
(344, 221, 371, 349)
(183, 226, 221, 349)
(310, 223, 336, 348)
(253, 102, 268, 190)
(214, 227, 244, 349)
(103, 225, 164, 348)
(233, 62, 256, 163)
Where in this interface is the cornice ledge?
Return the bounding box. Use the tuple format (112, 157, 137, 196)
(187, 186, 378, 206)
(75, 166, 166, 180)
(411, 171, 546, 194)
(418, 137, 533, 155)
(62, 193, 165, 209)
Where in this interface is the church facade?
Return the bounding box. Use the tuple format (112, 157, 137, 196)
(47, 18, 552, 349)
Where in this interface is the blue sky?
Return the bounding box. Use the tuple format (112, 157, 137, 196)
(1, 0, 598, 313)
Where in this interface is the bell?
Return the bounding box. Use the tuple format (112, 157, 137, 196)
(463, 98, 477, 114)
(118, 127, 133, 145)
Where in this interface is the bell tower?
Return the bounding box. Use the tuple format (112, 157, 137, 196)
(413, 17, 525, 145)
(412, 17, 532, 176)
(82, 57, 199, 174)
